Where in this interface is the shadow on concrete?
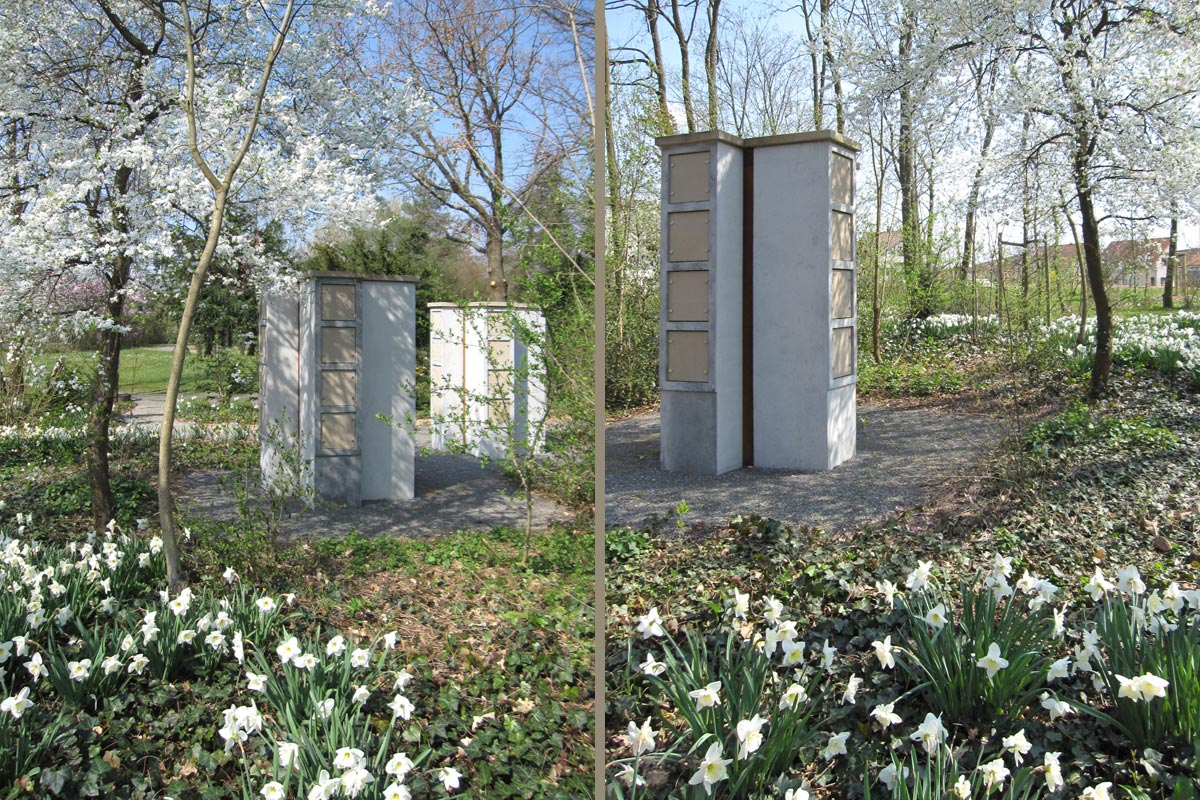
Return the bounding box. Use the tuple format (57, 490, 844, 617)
(605, 402, 1006, 533)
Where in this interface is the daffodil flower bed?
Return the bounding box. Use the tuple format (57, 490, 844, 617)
(0, 518, 467, 799)
(609, 556, 1200, 798)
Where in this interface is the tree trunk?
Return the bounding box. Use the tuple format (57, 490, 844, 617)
(1165, 208, 1177, 309)
(486, 228, 507, 301)
(959, 115, 995, 281)
(645, 1, 673, 133)
(1075, 172, 1112, 399)
(669, 0, 696, 132)
(158, 190, 229, 590)
(896, 3, 927, 318)
(87, 325, 119, 534)
(704, 0, 720, 129)
(872, 111, 884, 364)
(86, 159, 136, 535)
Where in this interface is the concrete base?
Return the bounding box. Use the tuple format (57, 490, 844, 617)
(661, 390, 742, 475)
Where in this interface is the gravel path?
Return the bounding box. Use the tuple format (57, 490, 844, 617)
(604, 401, 1006, 533)
(126, 395, 575, 538)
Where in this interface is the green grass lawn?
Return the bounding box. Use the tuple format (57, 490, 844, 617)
(36, 346, 255, 395)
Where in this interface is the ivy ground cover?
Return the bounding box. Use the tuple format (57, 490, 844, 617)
(0, 409, 593, 799)
(606, 312, 1200, 799)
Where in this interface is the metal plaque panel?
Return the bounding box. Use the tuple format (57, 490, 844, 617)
(669, 151, 711, 204)
(666, 330, 709, 383)
(832, 269, 854, 319)
(321, 284, 356, 321)
(321, 412, 356, 450)
(832, 153, 854, 206)
(668, 211, 710, 263)
(321, 370, 357, 407)
(832, 211, 854, 262)
(667, 270, 710, 322)
(489, 339, 513, 368)
(832, 327, 855, 379)
(488, 314, 511, 340)
(431, 336, 444, 365)
(487, 369, 512, 422)
(320, 327, 357, 364)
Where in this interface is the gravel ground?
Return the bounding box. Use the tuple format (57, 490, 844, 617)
(604, 400, 1006, 533)
(127, 395, 575, 538)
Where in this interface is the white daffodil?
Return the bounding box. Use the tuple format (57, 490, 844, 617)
(780, 639, 806, 667)
(276, 636, 301, 665)
(730, 589, 750, 620)
(389, 694, 415, 720)
(688, 742, 731, 795)
(870, 702, 902, 729)
(436, 766, 462, 791)
(626, 718, 656, 756)
(333, 747, 366, 770)
(735, 714, 767, 759)
(1116, 565, 1145, 596)
(636, 607, 666, 638)
(1116, 672, 1169, 702)
(879, 763, 908, 791)
(255, 597, 278, 614)
(923, 603, 948, 630)
(689, 681, 722, 710)
(1040, 692, 1074, 721)
(976, 642, 1009, 679)
(822, 731, 850, 760)
(1047, 656, 1070, 681)
(905, 560, 933, 592)
(260, 782, 286, 800)
(821, 639, 836, 672)
(841, 674, 862, 705)
(1002, 729, 1032, 765)
(639, 653, 667, 676)
(278, 741, 300, 769)
(872, 635, 896, 670)
(1044, 752, 1063, 793)
(909, 713, 946, 754)
(385, 752, 415, 778)
(763, 596, 783, 626)
(877, 579, 898, 607)
(25, 652, 45, 682)
(979, 758, 1010, 792)
(1084, 567, 1114, 601)
(382, 783, 412, 800)
(779, 682, 808, 711)
(339, 765, 374, 797)
(1, 687, 33, 719)
(1081, 782, 1113, 800)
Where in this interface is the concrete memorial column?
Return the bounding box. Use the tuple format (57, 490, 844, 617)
(656, 129, 859, 475)
(657, 131, 745, 475)
(260, 271, 417, 505)
(428, 302, 547, 459)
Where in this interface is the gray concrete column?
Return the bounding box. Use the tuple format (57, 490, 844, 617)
(751, 132, 859, 470)
(657, 131, 744, 475)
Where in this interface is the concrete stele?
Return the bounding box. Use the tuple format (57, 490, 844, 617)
(427, 302, 547, 459)
(259, 272, 417, 506)
(656, 129, 860, 475)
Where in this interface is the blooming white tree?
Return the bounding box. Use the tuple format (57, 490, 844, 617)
(1, 1, 424, 581)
